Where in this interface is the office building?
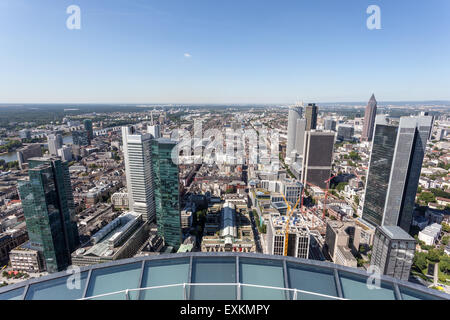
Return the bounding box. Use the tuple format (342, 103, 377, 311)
(280, 179, 303, 205)
(19, 129, 31, 140)
(71, 212, 149, 266)
(362, 115, 433, 232)
(361, 94, 378, 141)
(418, 223, 442, 246)
(9, 242, 45, 272)
(84, 119, 94, 144)
(72, 130, 90, 146)
(370, 226, 415, 281)
(16, 144, 42, 169)
(267, 213, 310, 259)
(324, 220, 375, 268)
(17, 157, 80, 273)
(122, 126, 155, 222)
(148, 124, 161, 139)
(301, 131, 335, 189)
(111, 192, 129, 209)
(305, 103, 318, 131)
(324, 118, 336, 131)
(295, 118, 307, 157)
(57, 146, 73, 162)
(286, 106, 303, 158)
(337, 125, 354, 141)
(152, 138, 182, 249)
(47, 133, 63, 156)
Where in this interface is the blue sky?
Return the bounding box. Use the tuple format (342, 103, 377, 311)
(0, 0, 449, 104)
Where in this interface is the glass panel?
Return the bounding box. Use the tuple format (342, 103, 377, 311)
(26, 273, 88, 300)
(191, 257, 236, 300)
(85, 263, 141, 300)
(400, 286, 443, 300)
(189, 284, 237, 300)
(287, 262, 338, 300)
(240, 258, 286, 300)
(140, 258, 189, 300)
(339, 271, 396, 300)
(0, 287, 24, 300)
(295, 291, 338, 300)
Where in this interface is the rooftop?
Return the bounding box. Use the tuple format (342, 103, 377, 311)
(0, 252, 447, 300)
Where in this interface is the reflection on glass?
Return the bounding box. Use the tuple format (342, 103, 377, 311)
(0, 287, 24, 300)
(191, 257, 236, 300)
(26, 273, 88, 300)
(339, 271, 396, 300)
(140, 258, 189, 300)
(400, 286, 442, 300)
(85, 263, 141, 300)
(240, 258, 286, 300)
(287, 263, 337, 300)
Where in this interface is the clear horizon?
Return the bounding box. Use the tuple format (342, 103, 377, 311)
(1, 0, 449, 103)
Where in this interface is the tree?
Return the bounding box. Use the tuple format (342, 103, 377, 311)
(413, 252, 428, 271)
(442, 236, 450, 246)
(442, 223, 450, 233)
(427, 249, 441, 264)
(336, 182, 348, 192)
(418, 192, 436, 204)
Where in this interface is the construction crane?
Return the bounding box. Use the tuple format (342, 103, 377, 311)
(322, 175, 337, 220)
(280, 192, 301, 256)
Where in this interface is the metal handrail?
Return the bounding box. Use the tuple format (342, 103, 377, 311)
(79, 282, 347, 300)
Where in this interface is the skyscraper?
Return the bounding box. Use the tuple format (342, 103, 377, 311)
(18, 157, 79, 273)
(17, 144, 42, 169)
(301, 131, 335, 189)
(362, 115, 433, 232)
(294, 118, 307, 157)
(305, 103, 318, 131)
(361, 94, 378, 141)
(286, 106, 303, 158)
(370, 226, 415, 281)
(152, 138, 181, 249)
(324, 118, 336, 131)
(84, 119, 94, 144)
(47, 133, 63, 156)
(148, 124, 161, 139)
(122, 126, 155, 222)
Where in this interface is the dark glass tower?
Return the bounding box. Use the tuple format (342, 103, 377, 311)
(18, 157, 80, 273)
(305, 103, 318, 131)
(152, 139, 182, 249)
(362, 116, 398, 227)
(83, 119, 93, 144)
(362, 115, 433, 232)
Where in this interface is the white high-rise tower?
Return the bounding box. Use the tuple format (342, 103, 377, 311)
(286, 105, 303, 162)
(122, 126, 155, 221)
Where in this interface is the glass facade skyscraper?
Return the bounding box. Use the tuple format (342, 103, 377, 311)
(152, 138, 181, 249)
(362, 115, 433, 232)
(305, 103, 318, 131)
(18, 157, 79, 273)
(83, 119, 94, 144)
(361, 94, 378, 141)
(362, 117, 398, 227)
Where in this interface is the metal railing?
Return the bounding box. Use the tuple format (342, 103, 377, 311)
(79, 282, 347, 300)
